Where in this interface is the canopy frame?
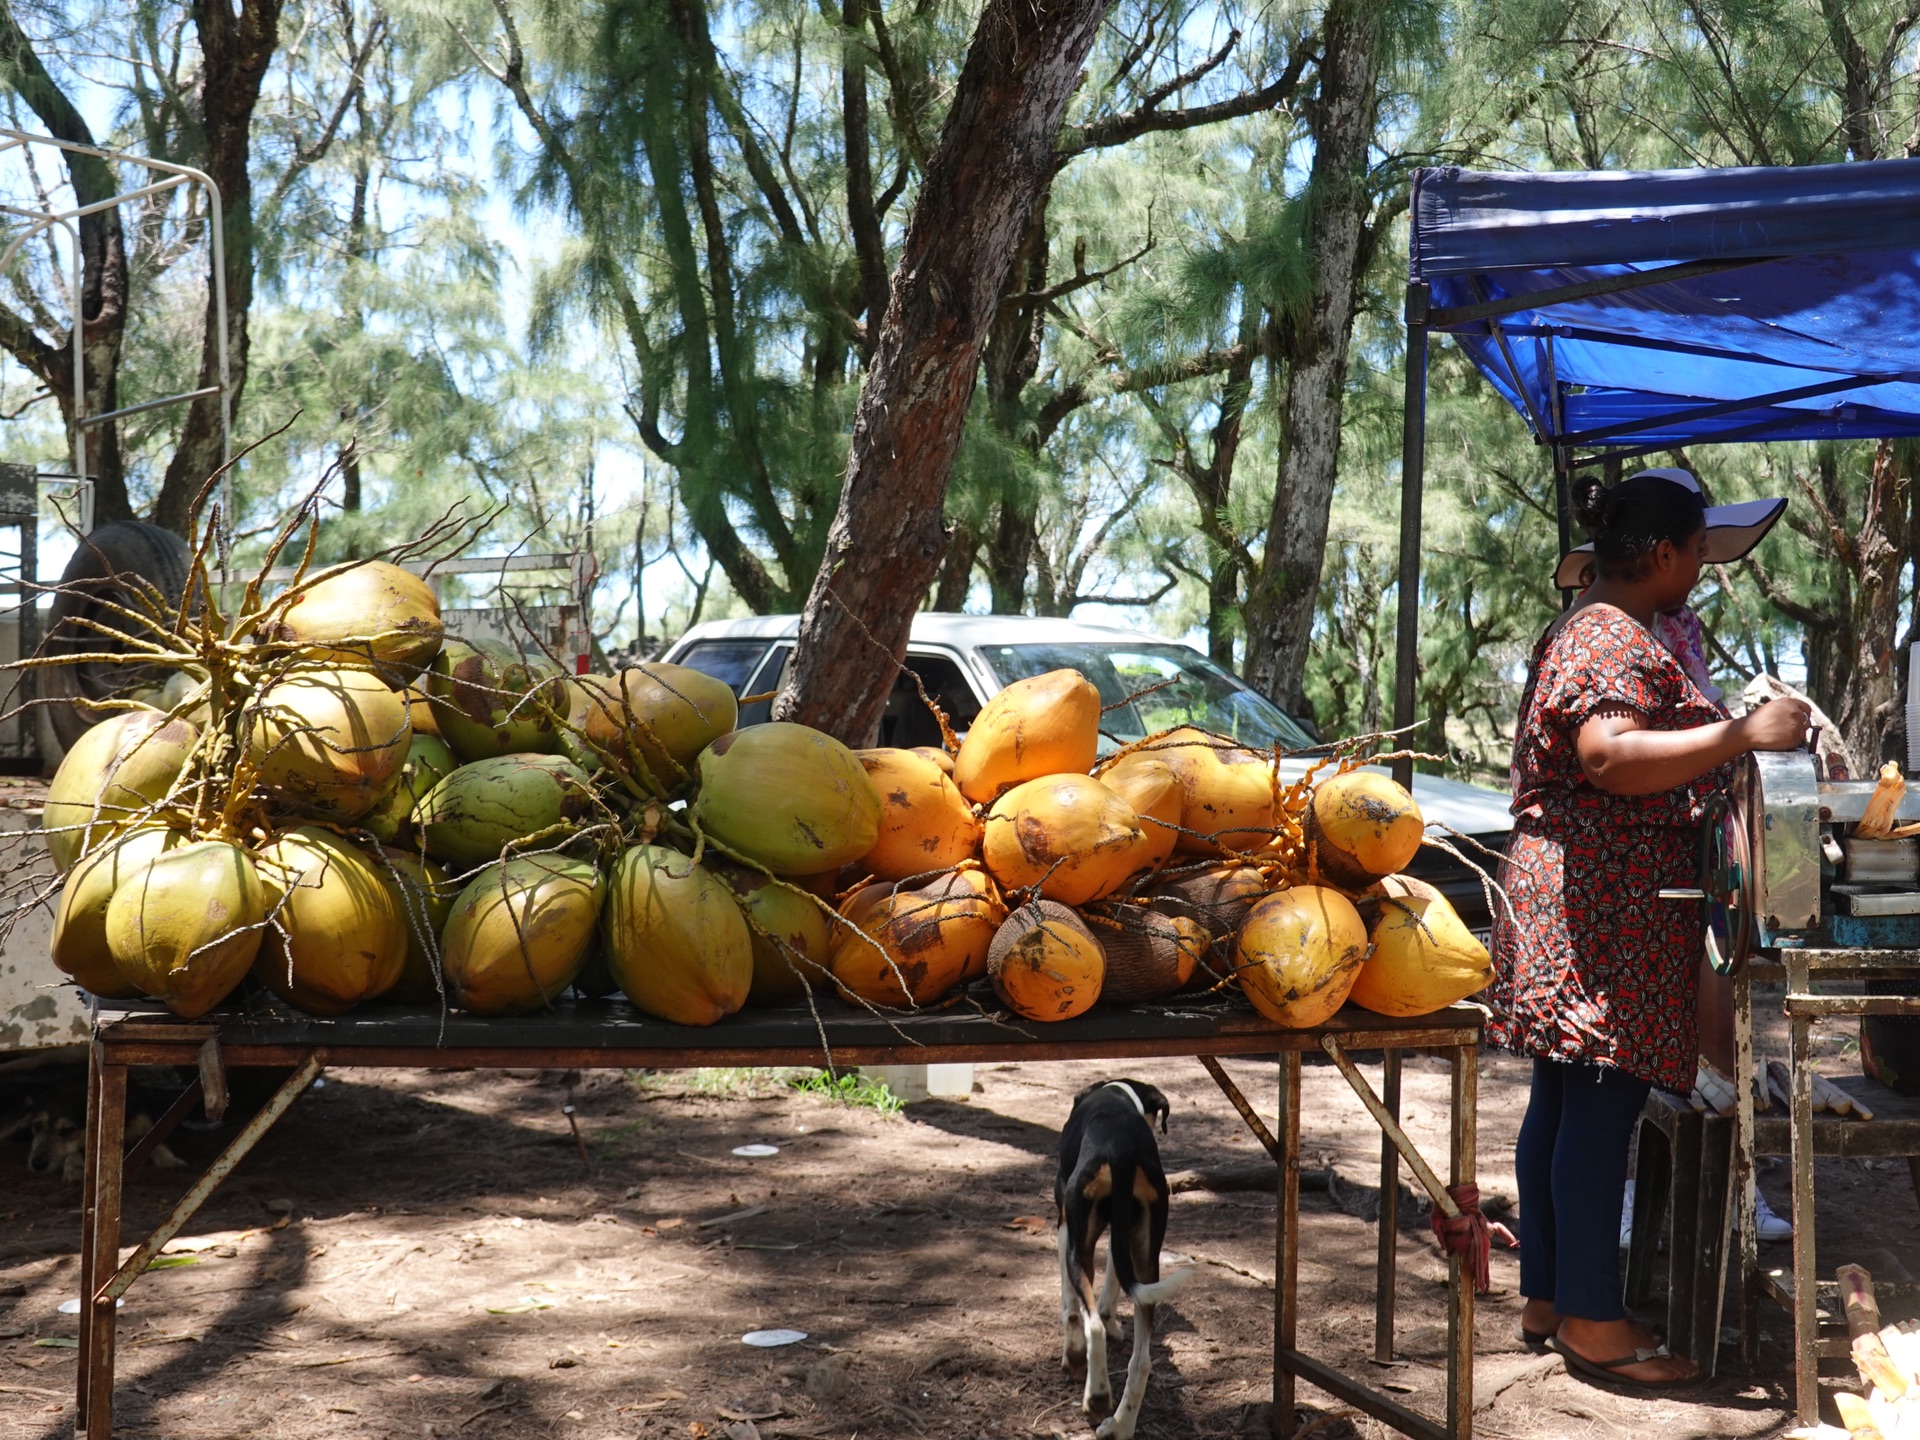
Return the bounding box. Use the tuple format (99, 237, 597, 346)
(1390, 161, 1920, 788)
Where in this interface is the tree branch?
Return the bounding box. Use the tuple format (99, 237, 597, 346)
(1057, 41, 1313, 162)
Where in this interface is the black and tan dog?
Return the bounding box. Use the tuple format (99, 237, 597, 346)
(1057, 1078, 1193, 1439)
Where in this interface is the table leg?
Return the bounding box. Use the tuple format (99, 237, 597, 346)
(1788, 956, 1817, 1427)
(1376, 1051, 1402, 1364)
(76, 1043, 101, 1426)
(85, 1057, 127, 1439)
(1273, 1051, 1301, 1439)
(1448, 1044, 1475, 1440)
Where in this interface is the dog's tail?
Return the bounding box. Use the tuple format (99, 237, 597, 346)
(1108, 1161, 1196, 1306)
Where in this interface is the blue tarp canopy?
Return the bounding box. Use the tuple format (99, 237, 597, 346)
(1408, 160, 1920, 449)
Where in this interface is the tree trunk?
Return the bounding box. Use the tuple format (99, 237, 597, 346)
(150, 0, 285, 536)
(0, 1, 132, 521)
(1837, 440, 1910, 766)
(774, 0, 1111, 742)
(1241, 0, 1382, 717)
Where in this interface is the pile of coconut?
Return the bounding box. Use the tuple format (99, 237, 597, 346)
(30, 542, 1492, 1028)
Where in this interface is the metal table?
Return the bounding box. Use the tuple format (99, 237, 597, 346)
(75, 995, 1484, 1440)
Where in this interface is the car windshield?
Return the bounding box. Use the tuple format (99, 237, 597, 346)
(979, 642, 1317, 750)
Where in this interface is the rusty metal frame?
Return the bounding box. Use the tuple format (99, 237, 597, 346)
(1733, 949, 1920, 1424)
(78, 1007, 1482, 1440)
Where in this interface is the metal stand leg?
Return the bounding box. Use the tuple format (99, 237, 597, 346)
(76, 1043, 101, 1426)
(1273, 1051, 1301, 1439)
(1733, 963, 1758, 1371)
(85, 1057, 127, 1439)
(1376, 1051, 1402, 1364)
(1448, 1046, 1475, 1440)
(1788, 954, 1817, 1426)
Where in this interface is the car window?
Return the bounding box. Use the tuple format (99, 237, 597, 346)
(880, 652, 982, 749)
(673, 639, 773, 697)
(736, 645, 792, 726)
(981, 642, 1315, 750)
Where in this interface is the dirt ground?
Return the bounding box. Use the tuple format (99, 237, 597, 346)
(1, 1003, 1915, 1440)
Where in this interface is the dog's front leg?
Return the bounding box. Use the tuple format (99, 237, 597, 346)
(1058, 1223, 1086, 1371)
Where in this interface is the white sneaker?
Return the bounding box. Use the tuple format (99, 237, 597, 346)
(1752, 1191, 1792, 1242)
(1619, 1178, 1636, 1247)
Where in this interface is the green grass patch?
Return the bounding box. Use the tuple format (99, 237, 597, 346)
(786, 1069, 904, 1115)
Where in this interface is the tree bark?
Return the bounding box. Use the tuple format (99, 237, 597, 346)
(0, 0, 132, 521)
(775, 0, 1112, 743)
(151, 0, 285, 536)
(1241, 0, 1382, 718)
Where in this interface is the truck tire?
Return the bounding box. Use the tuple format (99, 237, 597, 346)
(41, 522, 192, 753)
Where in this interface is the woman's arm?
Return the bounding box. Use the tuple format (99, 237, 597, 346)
(1576, 697, 1811, 796)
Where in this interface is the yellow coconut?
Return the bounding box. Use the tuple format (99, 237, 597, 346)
(404, 684, 440, 737)
(1089, 904, 1205, 1006)
(1151, 728, 1277, 855)
(912, 746, 956, 776)
(1351, 873, 1445, 928)
(854, 747, 983, 881)
(1235, 885, 1368, 1028)
(580, 664, 737, 788)
(1099, 755, 1183, 868)
(1349, 891, 1491, 1018)
(44, 711, 197, 873)
(1307, 771, 1425, 888)
(987, 901, 1105, 1022)
(829, 867, 1005, 1008)
(105, 839, 265, 1018)
(252, 828, 408, 1015)
(362, 732, 460, 845)
(602, 844, 752, 1024)
(266, 560, 445, 682)
(1147, 862, 1270, 991)
(722, 869, 834, 1006)
(981, 773, 1149, 906)
(374, 848, 456, 1005)
(691, 723, 881, 875)
(248, 666, 411, 822)
(51, 827, 189, 998)
(441, 855, 606, 1015)
(952, 669, 1101, 804)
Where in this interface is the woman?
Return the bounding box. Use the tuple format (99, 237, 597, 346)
(1493, 469, 1810, 1387)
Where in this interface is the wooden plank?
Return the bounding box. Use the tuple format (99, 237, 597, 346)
(97, 997, 1481, 1069)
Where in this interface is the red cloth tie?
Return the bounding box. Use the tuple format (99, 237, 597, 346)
(1429, 1183, 1494, 1294)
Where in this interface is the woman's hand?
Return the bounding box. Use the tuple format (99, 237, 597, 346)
(1735, 697, 1812, 752)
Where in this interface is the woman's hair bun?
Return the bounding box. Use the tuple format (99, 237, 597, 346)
(1570, 473, 1610, 531)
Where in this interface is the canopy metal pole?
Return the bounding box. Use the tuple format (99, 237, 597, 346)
(1392, 283, 1430, 792)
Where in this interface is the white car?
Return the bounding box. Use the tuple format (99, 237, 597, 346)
(662, 613, 1512, 933)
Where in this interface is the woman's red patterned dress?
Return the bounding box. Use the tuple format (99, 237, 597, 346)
(1489, 604, 1731, 1094)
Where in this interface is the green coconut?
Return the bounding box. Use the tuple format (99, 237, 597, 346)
(426, 638, 569, 762)
(264, 560, 445, 683)
(414, 753, 596, 871)
(362, 733, 460, 845)
(44, 711, 197, 873)
(51, 827, 189, 998)
(602, 844, 753, 1025)
(252, 828, 408, 1015)
(105, 839, 265, 1019)
(440, 855, 605, 1015)
(374, 848, 456, 1005)
(690, 723, 881, 875)
(247, 666, 412, 822)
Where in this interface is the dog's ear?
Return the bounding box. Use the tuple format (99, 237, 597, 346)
(1132, 1082, 1171, 1134)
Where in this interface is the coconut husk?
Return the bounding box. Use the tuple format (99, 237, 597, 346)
(1089, 903, 1207, 1006)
